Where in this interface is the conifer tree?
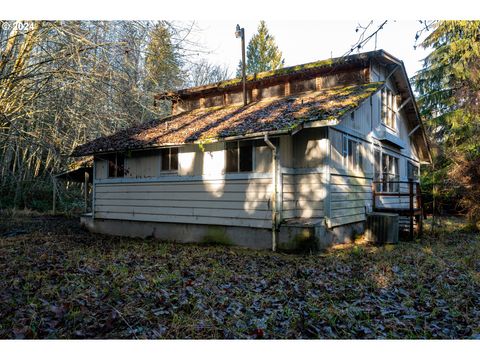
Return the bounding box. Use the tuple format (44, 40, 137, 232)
(236, 21, 284, 76)
(145, 22, 182, 93)
(414, 21, 480, 228)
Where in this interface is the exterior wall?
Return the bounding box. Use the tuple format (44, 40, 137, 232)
(280, 128, 328, 221)
(125, 150, 161, 178)
(292, 127, 328, 168)
(324, 60, 423, 228)
(328, 128, 371, 227)
(94, 174, 273, 229)
(94, 155, 108, 179)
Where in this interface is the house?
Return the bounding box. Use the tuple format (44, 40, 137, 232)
(72, 50, 431, 251)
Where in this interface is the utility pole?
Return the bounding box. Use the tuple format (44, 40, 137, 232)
(235, 24, 247, 106)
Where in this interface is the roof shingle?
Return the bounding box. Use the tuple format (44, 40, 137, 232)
(72, 82, 383, 156)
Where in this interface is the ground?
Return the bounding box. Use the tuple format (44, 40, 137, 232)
(0, 213, 479, 339)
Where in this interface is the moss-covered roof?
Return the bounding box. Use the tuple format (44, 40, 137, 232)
(168, 51, 383, 97)
(72, 82, 383, 157)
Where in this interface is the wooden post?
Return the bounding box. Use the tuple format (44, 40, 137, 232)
(52, 176, 56, 215)
(416, 183, 423, 237)
(84, 171, 89, 213)
(409, 181, 414, 241)
(371, 181, 376, 212)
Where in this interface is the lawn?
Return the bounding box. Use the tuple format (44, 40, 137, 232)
(0, 213, 479, 339)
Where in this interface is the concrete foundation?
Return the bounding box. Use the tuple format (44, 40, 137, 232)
(80, 215, 365, 251)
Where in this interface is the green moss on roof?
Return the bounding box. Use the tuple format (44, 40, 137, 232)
(72, 82, 384, 157)
(217, 58, 337, 89)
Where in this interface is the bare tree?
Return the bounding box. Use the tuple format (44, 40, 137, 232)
(0, 20, 201, 210)
(187, 59, 230, 87)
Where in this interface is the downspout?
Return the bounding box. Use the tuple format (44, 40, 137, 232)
(264, 134, 279, 251)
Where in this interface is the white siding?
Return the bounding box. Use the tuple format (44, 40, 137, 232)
(125, 151, 160, 178)
(281, 171, 326, 220)
(94, 176, 273, 229)
(329, 174, 369, 227)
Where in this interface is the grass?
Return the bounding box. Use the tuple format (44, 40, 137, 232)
(0, 213, 479, 339)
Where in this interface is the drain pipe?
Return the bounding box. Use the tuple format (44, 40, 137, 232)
(264, 134, 279, 251)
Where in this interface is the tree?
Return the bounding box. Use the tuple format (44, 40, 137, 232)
(145, 22, 183, 93)
(187, 59, 230, 87)
(0, 20, 200, 210)
(236, 21, 284, 76)
(413, 21, 480, 229)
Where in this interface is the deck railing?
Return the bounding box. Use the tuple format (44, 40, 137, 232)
(372, 180, 423, 241)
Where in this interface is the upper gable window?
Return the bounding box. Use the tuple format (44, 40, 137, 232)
(381, 88, 396, 130)
(160, 147, 178, 172)
(226, 140, 253, 173)
(107, 153, 125, 178)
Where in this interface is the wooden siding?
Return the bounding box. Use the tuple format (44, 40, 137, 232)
(281, 171, 326, 219)
(125, 151, 160, 178)
(329, 174, 370, 227)
(94, 176, 273, 229)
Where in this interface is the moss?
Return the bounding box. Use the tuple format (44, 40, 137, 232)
(217, 58, 337, 89)
(201, 227, 233, 246)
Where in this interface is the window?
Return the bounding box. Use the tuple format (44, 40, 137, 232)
(407, 161, 419, 180)
(374, 151, 399, 192)
(226, 140, 253, 173)
(107, 153, 125, 178)
(160, 147, 178, 172)
(381, 88, 396, 130)
(342, 135, 363, 171)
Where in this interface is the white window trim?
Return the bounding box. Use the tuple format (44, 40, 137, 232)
(373, 146, 400, 192)
(381, 86, 398, 132)
(225, 140, 256, 173)
(342, 134, 363, 172)
(160, 147, 179, 173)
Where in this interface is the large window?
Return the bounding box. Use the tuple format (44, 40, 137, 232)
(107, 153, 125, 178)
(160, 147, 178, 172)
(374, 149, 399, 192)
(381, 87, 396, 130)
(226, 140, 253, 173)
(342, 135, 363, 172)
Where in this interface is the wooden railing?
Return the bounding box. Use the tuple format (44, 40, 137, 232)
(372, 180, 423, 241)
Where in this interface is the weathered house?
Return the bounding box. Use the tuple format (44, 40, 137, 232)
(72, 50, 430, 250)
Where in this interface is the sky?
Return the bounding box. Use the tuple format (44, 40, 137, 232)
(190, 20, 430, 80)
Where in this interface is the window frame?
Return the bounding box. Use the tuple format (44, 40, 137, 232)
(381, 87, 397, 131)
(373, 147, 399, 192)
(106, 152, 125, 178)
(225, 140, 255, 173)
(160, 147, 179, 173)
(407, 161, 419, 181)
(342, 135, 363, 172)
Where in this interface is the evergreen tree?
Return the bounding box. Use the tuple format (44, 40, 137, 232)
(414, 21, 480, 228)
(145, 22, 183, 93)
(236, 21, 284, 76)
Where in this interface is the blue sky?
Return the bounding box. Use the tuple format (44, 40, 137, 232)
(191, 20, 430, 80)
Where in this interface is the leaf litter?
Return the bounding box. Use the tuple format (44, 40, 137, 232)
(0, 215, 479, 339)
